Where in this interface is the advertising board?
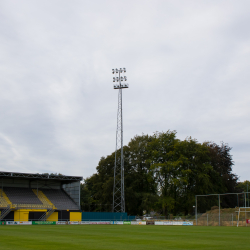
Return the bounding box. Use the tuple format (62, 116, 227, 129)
(19, 221, 32, 225)
(182, 221, 193, 226)
(131, 221, 139, 225)
(172, 221, 183, 225)
(123, 221, 131, 225)
(69, 221, 79, 225)
(81, 221, 90, 224)
(56, 221, 67, 225)
(6, 221, 19, 225)
(246, 219, 250, 224)
(155, 221, 164, 225)
(97, 221, 110, 224)
(116, 221, 123, 225)
(0, 221, 6, 225)
(138, 221, 146, 225)
(32, 221, 56, 225)
(87, 221, 110, 224)
(163, 221, 173, 225)
(146, 221, 155, 225)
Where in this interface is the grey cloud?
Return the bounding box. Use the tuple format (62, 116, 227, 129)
(0, 0, 250, 180)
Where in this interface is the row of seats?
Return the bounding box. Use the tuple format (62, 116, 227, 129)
(0, 189, 11, 208)
(42, 189, 79, 210)
(3, 187, 42, 205)
(0, 187, 79, 210)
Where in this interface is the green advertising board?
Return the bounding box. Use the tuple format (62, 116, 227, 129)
(32, 221, 56, 225)
(123, 221, 131, 225)
(0, 221, 6, 225)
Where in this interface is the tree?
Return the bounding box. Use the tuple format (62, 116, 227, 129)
(81, 131, 239, 216)
(207, 142, 238, 208)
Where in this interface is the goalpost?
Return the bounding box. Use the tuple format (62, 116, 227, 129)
(195, 191, 250, 226)
(236, 207, 250, 227)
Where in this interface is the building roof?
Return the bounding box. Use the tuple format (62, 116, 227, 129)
(0, 171, 83, 182)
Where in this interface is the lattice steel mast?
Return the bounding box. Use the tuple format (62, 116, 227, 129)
(112, 68, 129, 213)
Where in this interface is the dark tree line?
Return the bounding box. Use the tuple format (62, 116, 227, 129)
(81, 131, 239, 216)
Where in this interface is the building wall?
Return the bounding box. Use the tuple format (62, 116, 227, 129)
(47, 212, 58, 221)
(70, 212, 81, 221)
(14, 210, 29, 221)
(14, 209, 47, 221)
(81, 212, 136, 221)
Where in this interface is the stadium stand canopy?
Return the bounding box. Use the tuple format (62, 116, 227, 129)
(0, 171, 83, 222)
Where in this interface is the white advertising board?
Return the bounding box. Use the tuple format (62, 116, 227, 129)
(69, 221, 79, 225)
(97, 221, 110, 224)
(19, 221, 32, 225)
(172, 221, 183, 225)
(89, 222, 99, 224)
(131, 221, 139, 225)
(87, 221, 110, 224)
(182, 221, 193, 226)
(155, 221, 164, 225)
(163, 221, 173, 225)
(6, 221, 19, 225)
(138, 221, 146, 225)
(56, 221, 67, 225)
(81, 221, 90, 224)
(173, 221, 183, 226)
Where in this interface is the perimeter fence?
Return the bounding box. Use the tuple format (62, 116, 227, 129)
(135, 212, 249, 227)
(195, 213, 249, 226)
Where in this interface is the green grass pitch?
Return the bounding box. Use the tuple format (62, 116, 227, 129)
(0, 225, 249, 250)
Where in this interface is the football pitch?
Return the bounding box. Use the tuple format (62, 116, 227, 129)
(0, 225, 249, 250)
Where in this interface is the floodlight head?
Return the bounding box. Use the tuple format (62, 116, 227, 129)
(120, 68, 123, 72)
(113, 77, 115, 82)
(121, 76, 123, 81)
(116, 68, 118, 73)
(112, 69, 115, 74)
(123, 68, 126, 73)
(116, 77, 119, 82)
(124, 76, 127, 81)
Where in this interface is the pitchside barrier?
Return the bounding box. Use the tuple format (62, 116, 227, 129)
(0, 221, 193, 226)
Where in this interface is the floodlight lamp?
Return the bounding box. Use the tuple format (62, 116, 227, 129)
(116, 77, 119, 82)
(112, 69, 115, 74)
(120, 76, 123, 81)
(116, 68, 118, 73)
(120, 68, 123, 72)
(113, 77, 115, 82)
(124, 76, 127, 81)
(123, 68, 126, 73)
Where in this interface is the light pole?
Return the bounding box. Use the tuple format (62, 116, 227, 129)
(112, 68, 129, 213)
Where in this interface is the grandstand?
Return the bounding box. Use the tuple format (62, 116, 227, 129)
(0, 171, 82, 222)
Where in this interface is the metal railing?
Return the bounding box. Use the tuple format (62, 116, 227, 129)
(195, 213, 249, 226)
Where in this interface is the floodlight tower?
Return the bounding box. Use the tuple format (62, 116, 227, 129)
(112, 68, 129, 213)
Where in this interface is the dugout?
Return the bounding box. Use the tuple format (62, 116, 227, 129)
(0, 171, 82, 221)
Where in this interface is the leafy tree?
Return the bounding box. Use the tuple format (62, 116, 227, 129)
(237, 180, 250, 192)
(81, 131, 239, 216)
(206, 142, 238, 208)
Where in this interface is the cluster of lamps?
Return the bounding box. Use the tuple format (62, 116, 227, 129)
(112, 68, 128, 89)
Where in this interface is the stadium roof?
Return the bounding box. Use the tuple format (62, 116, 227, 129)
(0, 171, 83, 182)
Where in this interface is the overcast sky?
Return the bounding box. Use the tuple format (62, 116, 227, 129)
(0, 0, 250, 181)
